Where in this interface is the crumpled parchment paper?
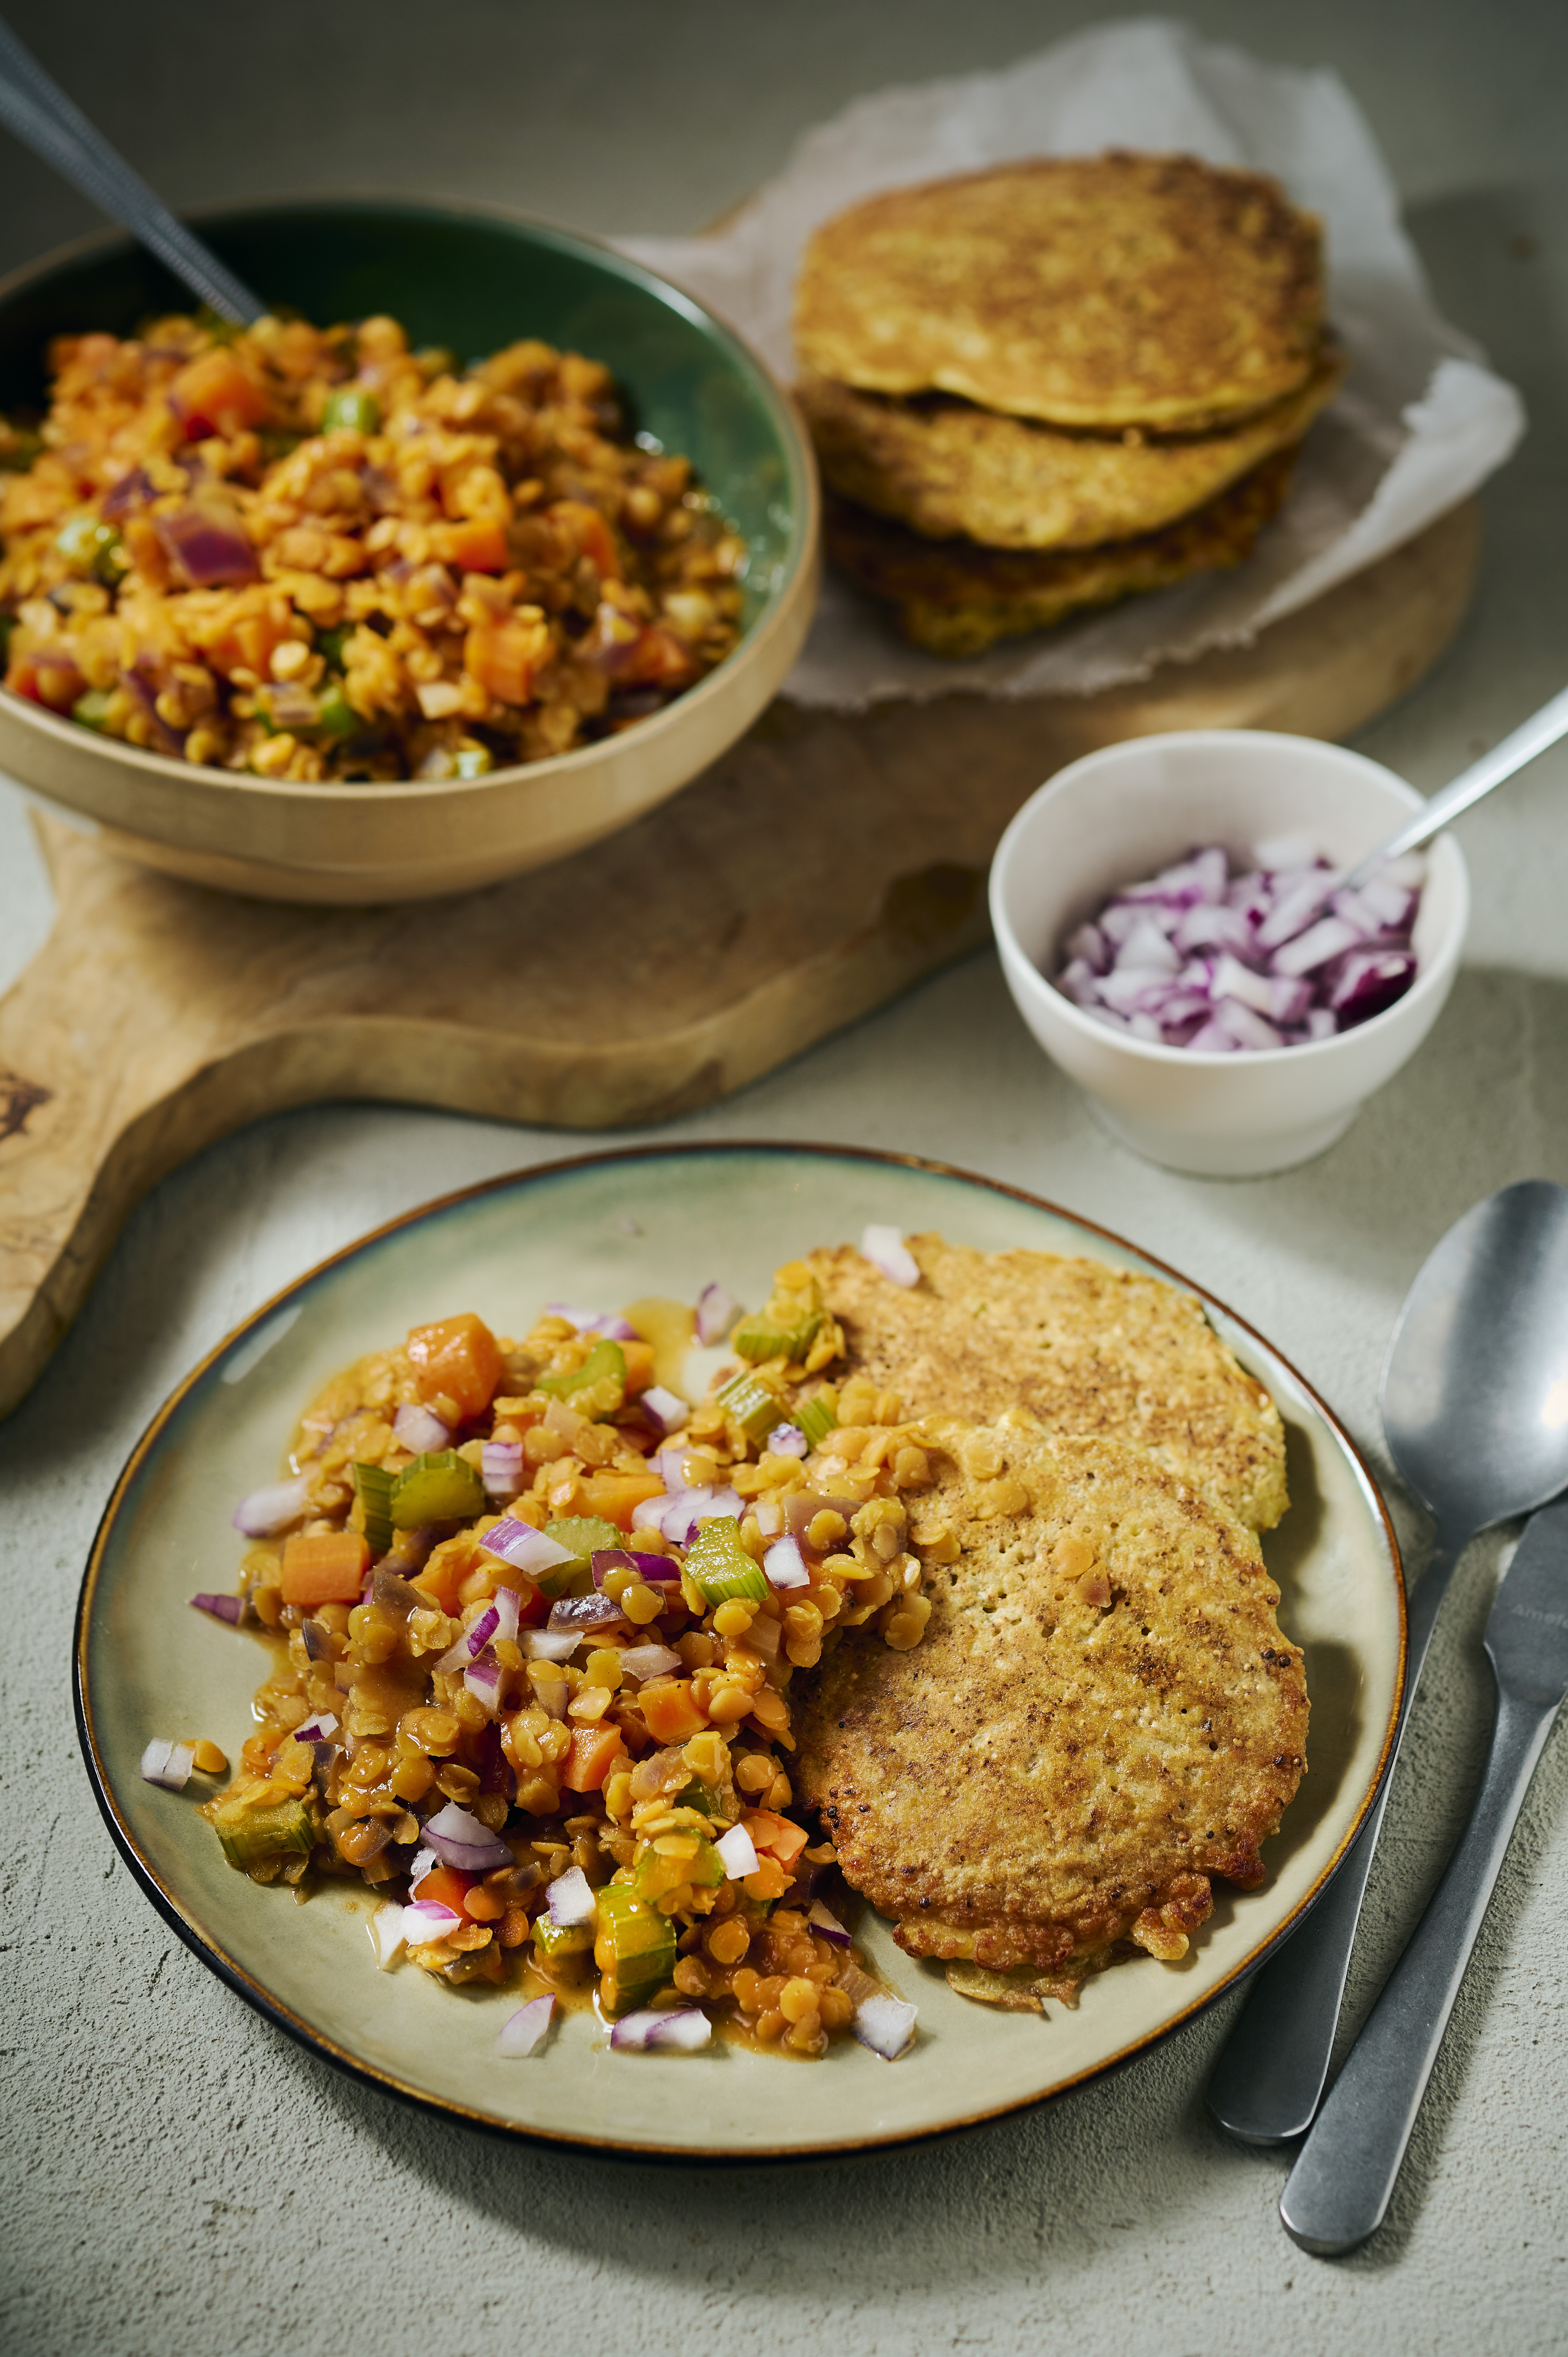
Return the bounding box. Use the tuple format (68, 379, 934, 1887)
(619, 16, 1525, 707)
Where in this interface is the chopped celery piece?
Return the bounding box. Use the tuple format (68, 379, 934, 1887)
(315, 680, 359, 737)
(633, 1834, 724, 1904)
(541, 1516, 623, 1597)
(352, 1461, 396, 1556)
(54, 513, 126, 582)
(675, 1777, 725, 1820)
(207, 1791, 315, 1869)
(593, 1884, 676, 2011)
(71, 687, 114, 732)
(684, 1518, 769, 1608)
(537, 1337, 626, 1415)
(316, 623, 350, 669)
(714, 1370, 778, 1444)
(732, 1309, 822, 1365)
(390, 1450, 484, 1528)
(533, 1915, 593, 1958)
(453, 742, 492, 778)
(791, 1394, 838, 1450)
(321, 387, 380, 435)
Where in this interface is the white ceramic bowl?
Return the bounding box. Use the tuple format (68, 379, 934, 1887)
(989, 730, 1470, 1176)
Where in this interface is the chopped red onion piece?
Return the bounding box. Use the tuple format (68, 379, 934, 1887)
(498, 1994, 555, 2057)
(695, 1282, 740, 1344)
(807, 1899, 853, 1948)
(421, 1800, 512, 1872)
(231, 1475, 309, 1537)
(547, 1592, 624, 1636)
(190, 1591, 245, 1625)
(545, 1302, 638, 1341)
(1329, 948, 1418, 1022)
(766, 1423, 808, 1460)
(1270, 914, 1364, 978)
(714, 1822, 760, 1879)
(403, 1900, 462, 1946)
(408, 1846, 439, 1891)
(862, 1225, 920, 1286)
(463, 1655, 503, 1715)
(617, 1641, 682, 1683)
(654, 1484, 744, 1546)
(744, 1611, 781, 1659)
(610, 2007, 712, 2052)
(294, 1712, 339, 1742)
(785, 1493, 863, 1549)
(546, 1864, 598, 1927)
(156, 503, 258, 586)
(393, 1402, 450, 1453)
(763, 1534, 810, 1591)
(522, 1628, 581, 1666)
(483, 1518, 574, 1579)
(1215, 998, 1284, 1052)
(640, 1384, 690, 1435)
(368, 1900, 407, 1970)
(491, 1588, 521, 1647)
(593, 1547, 678, 1588)
(853, 1993, 918, 2060)
(140, 1738, 194, 1792)
(481, 1440, 524, 1500)
(1252, 831, 1321, 872)
(466, 1602, 501, 1656)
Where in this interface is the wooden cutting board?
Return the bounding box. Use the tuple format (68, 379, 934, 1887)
(0, 499, 1479, 1416)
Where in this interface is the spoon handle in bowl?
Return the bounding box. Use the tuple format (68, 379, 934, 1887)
(0, 16, 264, 323)
(1206, 1522, 1467, 2143)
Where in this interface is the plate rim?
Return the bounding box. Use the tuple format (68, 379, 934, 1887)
(73, 1138, 1407, 2162)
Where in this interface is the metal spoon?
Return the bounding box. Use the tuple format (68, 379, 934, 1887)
(1208, 1178, 1568, 2143)
(1341, 680, 1568, 889)
(1280, 1491, 1568, 2250)
(0, 12, 263, 323)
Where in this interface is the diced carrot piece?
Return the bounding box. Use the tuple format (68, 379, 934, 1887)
(563, 1724, 626, 1793)
(580, 1468, 666, 1531)
(638, 1678, 707, 1743)
(433, 517, 510, 573)
(623, 624, 700, 689)
(619, 1339, 655, 1396)
(280, 1529, 369, 1607)
(410, 1553, 467, 1616)
(416, 1865, 474, 1916)
(406, 1312, 502, 1421)
(462, 618, 546, 706)
(170, 346, 272, 435)
(548, 498, 619, 579)
(742, 1809, 809, 1868)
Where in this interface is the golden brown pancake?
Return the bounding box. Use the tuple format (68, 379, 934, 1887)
(822, 447, 1295, 656)
(794, 153, 1325, 431)
(798, 349, 1341, 550)
(794, 1418, 1308, 1986)
(803, 1234, 1288, 1533)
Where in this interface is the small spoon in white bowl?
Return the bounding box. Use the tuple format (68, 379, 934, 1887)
(1320, 676, 1568, 905)
(0, 11, 263, 323)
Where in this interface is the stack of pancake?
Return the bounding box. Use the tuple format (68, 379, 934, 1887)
(792, 152, 1343, 656)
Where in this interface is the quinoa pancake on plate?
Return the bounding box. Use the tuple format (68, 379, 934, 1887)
(796, 348, 1343, 552)
(794, 1415, 1309, 2002)
(796, 1235, 1289, 1535)
(792, 153, 1326, 432)
(820, 448, 1297, 657)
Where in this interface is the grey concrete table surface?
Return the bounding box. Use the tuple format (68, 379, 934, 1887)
(2, 4, 1566, 2352)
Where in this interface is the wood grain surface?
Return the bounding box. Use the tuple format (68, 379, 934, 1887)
(0, 497, 1479, 1416)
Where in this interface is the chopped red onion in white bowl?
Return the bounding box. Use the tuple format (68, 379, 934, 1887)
(1053, 841, 1425, 1053)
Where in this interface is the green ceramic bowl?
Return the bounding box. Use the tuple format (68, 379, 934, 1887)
(0, 198, 819, 902)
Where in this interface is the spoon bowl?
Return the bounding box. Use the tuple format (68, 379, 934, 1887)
(1381, 1178, 1568, 1535)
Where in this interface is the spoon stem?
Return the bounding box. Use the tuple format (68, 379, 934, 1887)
(1343, 680, 1568, 888)
(1206, 1521, 1466, 2143)
(0, 14, 264, 323)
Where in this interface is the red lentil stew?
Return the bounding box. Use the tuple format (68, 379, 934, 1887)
(173, 1263, 931, 2059)
(0, 310, 746, 782)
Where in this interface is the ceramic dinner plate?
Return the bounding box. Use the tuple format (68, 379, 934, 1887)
(76, 1144, 1404, 2158)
